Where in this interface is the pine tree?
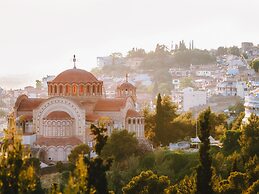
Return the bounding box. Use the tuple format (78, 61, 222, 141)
(196, 107, 214, 194)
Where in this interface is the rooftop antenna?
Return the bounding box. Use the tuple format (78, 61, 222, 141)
(73, 55, 76, 69)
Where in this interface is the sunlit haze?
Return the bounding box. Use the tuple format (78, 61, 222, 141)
(0, 0, 259, 89)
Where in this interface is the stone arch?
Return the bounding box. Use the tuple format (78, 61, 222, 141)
(57, 147, 65, 161)
(47, 146, 57, 161)
(39, 149, 47, 162)
(34, 97, 85, 141)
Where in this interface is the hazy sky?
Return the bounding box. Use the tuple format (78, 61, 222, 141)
(0, 0, 259, 89)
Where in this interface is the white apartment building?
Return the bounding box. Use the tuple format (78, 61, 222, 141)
(243, 89, 259, 123)
(195, 70, 212, 77)
(217, 81, 248, 98)
(182, 87, 207, 111)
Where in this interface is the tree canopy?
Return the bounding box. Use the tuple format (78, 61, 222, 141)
(68, 144, 90, 164)
(101, 130, 139, 162)
(122, 170, 171, 194)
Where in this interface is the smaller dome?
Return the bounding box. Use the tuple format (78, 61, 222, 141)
(117, 82, 136, 89)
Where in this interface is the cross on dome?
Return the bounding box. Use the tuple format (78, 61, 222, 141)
(73, 55, 77, 69)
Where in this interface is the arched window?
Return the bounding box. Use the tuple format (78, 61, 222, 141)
(50, 85, 53, 94)
(73, 85, 77, 95)
(133, 119, 135, 124)
(137, 119, 140, 124)
(59, 85, 63, 94)
(92, 85, 95, 94)
(54, 85, 57, 94)
(97, 85, 100, 94)
(87, 85, 90, 94)
(80, 85, 84, 95)
(66, 85, 70, 95)
(128, 119, 131, 124)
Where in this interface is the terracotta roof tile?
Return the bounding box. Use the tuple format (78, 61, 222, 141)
(94, 98, 126, 111)
(85, 113, 101, 122)
(18, 98, 45, 111)
(35, 136, 82, 146)
(126, 109, 142, 117)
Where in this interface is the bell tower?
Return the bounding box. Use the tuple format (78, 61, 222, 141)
(116, 74, 137, 102)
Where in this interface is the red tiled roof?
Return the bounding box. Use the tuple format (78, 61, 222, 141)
(85, 113, 100, 122)
(45, 111, 72, 120)
(51, 68, 99, 84)
(17, 98, 45, 111)
(35, 136, 82, 146)
(126, 109, 142, 117)
(24, 115, 33, 121)
(94, 98, 126, 111)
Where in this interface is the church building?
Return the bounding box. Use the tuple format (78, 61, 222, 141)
(14, 56, 144, 162)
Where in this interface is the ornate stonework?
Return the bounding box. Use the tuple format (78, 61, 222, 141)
(33, 97, 86, 142)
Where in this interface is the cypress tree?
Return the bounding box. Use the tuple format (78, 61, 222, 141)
(196, 107, 213, 194)
(155, 93, 163, 145)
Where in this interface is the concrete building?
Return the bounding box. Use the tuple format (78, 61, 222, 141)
(182, 87, 207, 111)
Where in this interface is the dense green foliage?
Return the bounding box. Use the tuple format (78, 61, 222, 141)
(250, 59, 259, 72)
(68, 144, 90, 164)
(216, 46, 240, 56)
(229, 112, 245, 131)
(1, 109, 258, 194)
(222, 130, 241, 155)
(145, 95, 226, 145)
(101, 130, 139, 162)
(239, 114, 259, 160)
(122, 170, 171, 194)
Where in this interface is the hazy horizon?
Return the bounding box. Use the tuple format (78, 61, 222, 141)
(1, 0, 259, 89)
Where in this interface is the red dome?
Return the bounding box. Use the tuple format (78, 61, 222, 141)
(117, 82, 136, 89)
(51, 68, 99, 84)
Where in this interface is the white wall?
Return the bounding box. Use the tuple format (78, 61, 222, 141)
(183, 88, 207, 111)
(22, 134, 36, 145)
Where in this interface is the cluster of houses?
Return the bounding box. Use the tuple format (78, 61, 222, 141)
(170, 52, 258, 112)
